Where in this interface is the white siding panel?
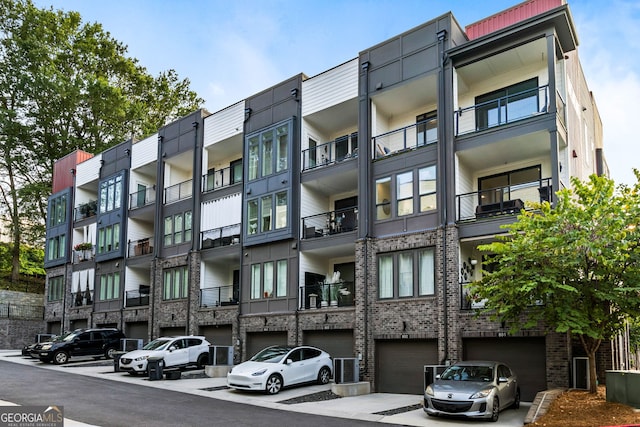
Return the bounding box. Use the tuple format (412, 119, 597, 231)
(75, 155, 101, 187)
(302, 59, 358, 117)
(131, 133, 158, 169)
(201, 193, 242, 230)
(204, 101, 245, 147)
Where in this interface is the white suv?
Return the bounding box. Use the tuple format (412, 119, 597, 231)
(119, 336, 210, 375)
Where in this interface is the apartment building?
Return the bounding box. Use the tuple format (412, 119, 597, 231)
(43, 0, 614, 399)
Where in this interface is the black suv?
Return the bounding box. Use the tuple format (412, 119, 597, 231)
(38, 328, 125, 365)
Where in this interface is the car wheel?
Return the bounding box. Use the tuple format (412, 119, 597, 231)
(317, 366, 331, 384)
(105, 347, 117, 359)
(53, 351, 69, 365)
(490, 397, 500, 422)
(511, 388, 521, 409)
(265, 374, 283, 395)
(197, 353, 208, 369)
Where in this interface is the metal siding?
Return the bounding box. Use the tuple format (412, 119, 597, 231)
(302, 59, 358, 117)
(303, 330, 354, 359)
(131, 134, 158, 169)
(375, 339, 438, 394)
(75, 155, 102, 188)
(204, 102, 245, 147)
(463, 337, 546, 401)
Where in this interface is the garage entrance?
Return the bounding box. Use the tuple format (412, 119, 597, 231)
(200, 325, 232, 346)
(375, 339, 438, 394)
(160, 326, 186, 337)
(463, 337, 546, 401)
(125, 321, 148, 342)
(304, 329, 354, 358)
(245, 331, 287, 361)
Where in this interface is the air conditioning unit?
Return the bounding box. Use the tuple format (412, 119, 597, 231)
(121, 339, 143, 351)
(209, 345, 234, 366)
(334, 358, 359, 384)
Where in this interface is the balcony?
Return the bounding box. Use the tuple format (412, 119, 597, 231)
(129, 186, 156, 210)
(125, 286, 150, 308)
(202, 165, 242, 192)
(72, 289, 93, 307)
(128, 237, 154, 257)
(299, 281, 355, 310)
(454, 85, 549, 136)
(372, 117, 437, 160)
(200, 285, 238, 308)
(74, 200, 97, 221)
(302, 133, 358, 171)
(301, 207, 358, 239)
(73, 244, 95, 263)
(201, 224, 241, 249)
(164, 179, 192, 204)
(456, 178, 552, 222)
(460, 282, 486, 310)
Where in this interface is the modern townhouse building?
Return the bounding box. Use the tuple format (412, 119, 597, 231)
(43, 0, 618, 399)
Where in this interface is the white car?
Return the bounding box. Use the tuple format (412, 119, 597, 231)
(119, 336, 210, 375)
(227, 345, 332, 394)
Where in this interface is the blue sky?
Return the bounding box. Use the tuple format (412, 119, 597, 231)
(32, 0, 640, 187)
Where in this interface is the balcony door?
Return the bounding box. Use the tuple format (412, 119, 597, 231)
(478, 166, 540, 205)
(475, 78, 538, 130)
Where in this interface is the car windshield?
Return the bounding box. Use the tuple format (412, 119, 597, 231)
(250, 346, 292, 363)
(142, 339, 171, 351)
(60, 331, 81, 342)
(440, 365, 493, 382)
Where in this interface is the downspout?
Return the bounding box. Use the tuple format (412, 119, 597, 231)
(186, 119, 200, 336)
(361, 60, 371, 376)
(436, 29, 449, 364)
(151, 134, 164, 341)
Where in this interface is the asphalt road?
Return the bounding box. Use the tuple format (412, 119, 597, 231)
(0, 360, 392, 427)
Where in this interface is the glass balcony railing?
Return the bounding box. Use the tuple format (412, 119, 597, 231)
(202, 165, 242, 192)
(299, 281, 355, 310)
(456, 178, 552, 222)
(164, 179, 192, 204)
(372, 117, 437, 160)
(301, 207, 358, 239)
(301, 133, 358, 171)
(129, 186, 156, 210)
(128, 237, 154, 257)
(454, 85, 549, 136)
(200, 285, 238, 308)
(74, 200, 98, 221)
(125, 287, 150, 308)
(201, 224, 241, 249)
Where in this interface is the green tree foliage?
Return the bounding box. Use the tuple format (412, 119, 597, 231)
(0, 0, 203, 281)
(470, 172, 640, 393)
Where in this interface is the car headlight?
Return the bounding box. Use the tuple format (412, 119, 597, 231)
(41, 344, 51, 350)
(251, 369, 267, 377)
(470, 388, 492, 399)
(425, 385, 434, 396)
(134, 356, 149, 362)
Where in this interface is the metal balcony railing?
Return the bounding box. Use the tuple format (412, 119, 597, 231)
(202, 165, 242, 192)
(128, 237, 154, 257)
(301, 207, 358, 239)
(454, 85, 549, 136)
(201, 224, 241, 249)
(372, 117, 437, 160)
(301, 133, 358, 171)
(73, 246, 95, 264)
(74, 200, 98, 221)
(200, 285, 238, 308)
(125, 287, 150, 308)
(299, 281, 355, 310)
(129, 186, 156, 209)
(164, 179, 192, 204)
(456, 178, 552, 222)
(0, 303, 44, 320)
(71, 290, 94, 307)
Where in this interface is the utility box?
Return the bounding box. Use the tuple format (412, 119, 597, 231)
(334, 358, 359, 384)
(209, 345, 234, 366)
(148, 357, 164, 381)
(121, 338, 143, 352)
(606, 371, 640, 409)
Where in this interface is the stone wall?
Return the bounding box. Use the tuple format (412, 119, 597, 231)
(0, 290, 45, 349)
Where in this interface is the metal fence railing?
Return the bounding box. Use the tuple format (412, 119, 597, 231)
(0, 303, 44, 320)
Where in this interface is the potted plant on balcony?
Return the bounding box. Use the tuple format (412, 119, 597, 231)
(323, 271, 343, 307)
(74, 242, 93, 261)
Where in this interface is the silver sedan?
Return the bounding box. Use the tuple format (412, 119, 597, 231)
(423, 360, 520, 422)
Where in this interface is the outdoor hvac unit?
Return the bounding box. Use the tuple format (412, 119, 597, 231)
(333, 358, 359, 384)
(573, 357, 589, 390)
(424, 365, 448, 390)
(120, 339, 143, 351)
(209, 345, 234, 366)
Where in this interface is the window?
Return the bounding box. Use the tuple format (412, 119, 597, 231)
(47, 276, 64, 301)
(416, 111, 437, 146)
(98, 272, 120, 301)
(376, 177, 392, 220)
(247, 200, 258, 235)
(376, 166, 437, 220)
(475, 78, 539, 130)
(478, 166, 540, 205)
(378, 248, 435, 299)
(99, 175, 123, 213)
(97, 223, 120, 254)
(275, 192, 287, 229)
(276, 124, 288, 171)
(246, 191, 288, 237)
(48, 194, 67, 227)
(246, 121, 291, 182)
(250, 260, 288, 299)
(230, 159, 243, 184)
(261, 195, 272, 232)
(397, 172, 413, 216)
(163, 266, 188, 300)
(248, 136, 259, 181)
(419, 166, 437, 212)
(47, 235, 66, 261)
(163, 211, 192, 246)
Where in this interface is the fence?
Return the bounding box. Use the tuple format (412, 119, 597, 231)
(0, 303, 44, 320)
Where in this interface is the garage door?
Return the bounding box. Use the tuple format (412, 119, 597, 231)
(246, 331, 287, 361)
(125, 322, 148, 342)
(304, 330, 354, 358)
(71, 319, 87, 330)
(160, 327, 186, 337)
(376, 339, 438, 394)
(463, 337, 546, 401)
(200, 325, 232, 346)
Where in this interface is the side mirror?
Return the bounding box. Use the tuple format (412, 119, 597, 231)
(498, 376, 508, 384)
(435, 374, 441, 380)
(169, 346, 177, 352)
(286, 359, 293, 365)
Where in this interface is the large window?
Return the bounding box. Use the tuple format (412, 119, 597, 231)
(48, 194, 67, 227)
(163, 266, 188, 300)
(378, 248, 435, 299)
(47, 276, 64, 302)
(376, 165, 437, 220)
(416, 111, 437, 146)
(246, 122, 290, 182)
(47, 235, 66, 261)
(478, 165, 540, 205)
(250, 260, 288, 299)
(475, 78, 539, 130)
(98, 272, 120, 301)
(97, 223, 120, 254)
(246, 191, 288, 236)
(163, 211, 192, 246)
(99, 175, 123, 213)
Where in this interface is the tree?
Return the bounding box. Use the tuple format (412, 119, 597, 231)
(0, 0, 203, 282)
(470, 172, 640, 393)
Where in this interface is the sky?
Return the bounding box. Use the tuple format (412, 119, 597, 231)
(31, 0, 640, 187)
